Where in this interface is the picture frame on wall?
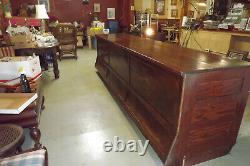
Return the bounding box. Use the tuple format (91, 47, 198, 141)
(171, 9, 178, 18)
(155, 0, 165, 15)
(107, 8, 115, 20)
(38, 0, 50, 12)
(94, 3, 101, 13)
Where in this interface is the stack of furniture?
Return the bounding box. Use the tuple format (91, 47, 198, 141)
(0, 78, 45, 150)
(0, 36, 48, 166)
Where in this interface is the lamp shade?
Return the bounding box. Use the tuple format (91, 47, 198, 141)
(36, 5, 49, 19)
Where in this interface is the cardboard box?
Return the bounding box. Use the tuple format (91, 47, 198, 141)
(10, 34, 36, 49)
(0, 56, 42, 82)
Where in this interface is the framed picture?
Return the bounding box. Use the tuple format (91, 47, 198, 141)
(171, 9, 178, 18)
(155, 0, 165, 15)
(246, 18, 250, 31)
(171, 0, 177, 5)
(107, 8, 115, 19)
(94, 3, 100, 13)
(38, 0, 50, 12)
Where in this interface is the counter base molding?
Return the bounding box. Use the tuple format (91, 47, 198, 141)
(95, 34, 250, 166)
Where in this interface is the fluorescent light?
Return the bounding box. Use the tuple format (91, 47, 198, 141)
(196, 2, 207, 7)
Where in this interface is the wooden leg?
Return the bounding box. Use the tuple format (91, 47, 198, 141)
(39, 55, 48, 70)
(44, 147, 49, 166)
(52, 49, 60, 79)
(59, 50, 62, 61)
(30, 127, 42, 149)
(75, 48, 78, 60)
(41, 96, 45, 110)
(16, 146, 23, 154)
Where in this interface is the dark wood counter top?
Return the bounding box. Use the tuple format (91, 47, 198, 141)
(97, 34, 250, 76)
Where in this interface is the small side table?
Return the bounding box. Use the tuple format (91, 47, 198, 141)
(0, 124, 24, 158)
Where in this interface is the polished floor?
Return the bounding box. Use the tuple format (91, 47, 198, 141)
(24, 48, 250, 166)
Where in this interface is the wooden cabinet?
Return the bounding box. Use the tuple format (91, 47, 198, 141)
(95, 34, 250, 166)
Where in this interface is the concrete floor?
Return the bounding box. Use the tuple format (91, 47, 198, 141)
(24, 48, 250, 166)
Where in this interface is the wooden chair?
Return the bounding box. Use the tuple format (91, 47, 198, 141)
(0, 124, 48, 166)
(0, 147, 48, 166)
(55, 24, 78, 60)
(0, 45, 15, 58)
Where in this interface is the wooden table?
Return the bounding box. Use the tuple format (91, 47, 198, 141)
(95, 34, 250, 166)
(14, 44, 60, 79)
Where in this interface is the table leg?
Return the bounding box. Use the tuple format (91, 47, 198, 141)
(39, 55, 48, 70)
(29, 127, 42, 149)
(52, 49, 60, 79)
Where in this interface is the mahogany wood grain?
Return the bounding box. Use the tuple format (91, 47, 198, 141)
(95, 33, 250, 166)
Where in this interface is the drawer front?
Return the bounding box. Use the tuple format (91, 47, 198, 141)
(130, 56, 182, 125)
(97, 38, 110, 64)
(109, 46, 129, 83)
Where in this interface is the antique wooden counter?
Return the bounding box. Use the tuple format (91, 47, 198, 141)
(95, 34, 250, 166)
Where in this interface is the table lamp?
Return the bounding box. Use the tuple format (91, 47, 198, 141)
(35, 4, 49, 33)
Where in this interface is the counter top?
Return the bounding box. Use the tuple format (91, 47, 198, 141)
(97, 33, 250, 75)
(194, 28, 250, 35)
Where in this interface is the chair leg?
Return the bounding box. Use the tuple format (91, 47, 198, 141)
(59, 50, 62, 61)
(29, 127, 42, 149)
(75, 50, 77, 60)
(44, 147, 49, 166)
(16, 146, 23, 154)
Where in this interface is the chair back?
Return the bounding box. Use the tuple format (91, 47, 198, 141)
(55, 24, 77, 45)
(0, 46, 15, 58)
(54, 23, 78, 59)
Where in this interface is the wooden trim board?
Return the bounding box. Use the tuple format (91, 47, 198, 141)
(0, 93, 38, 114)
